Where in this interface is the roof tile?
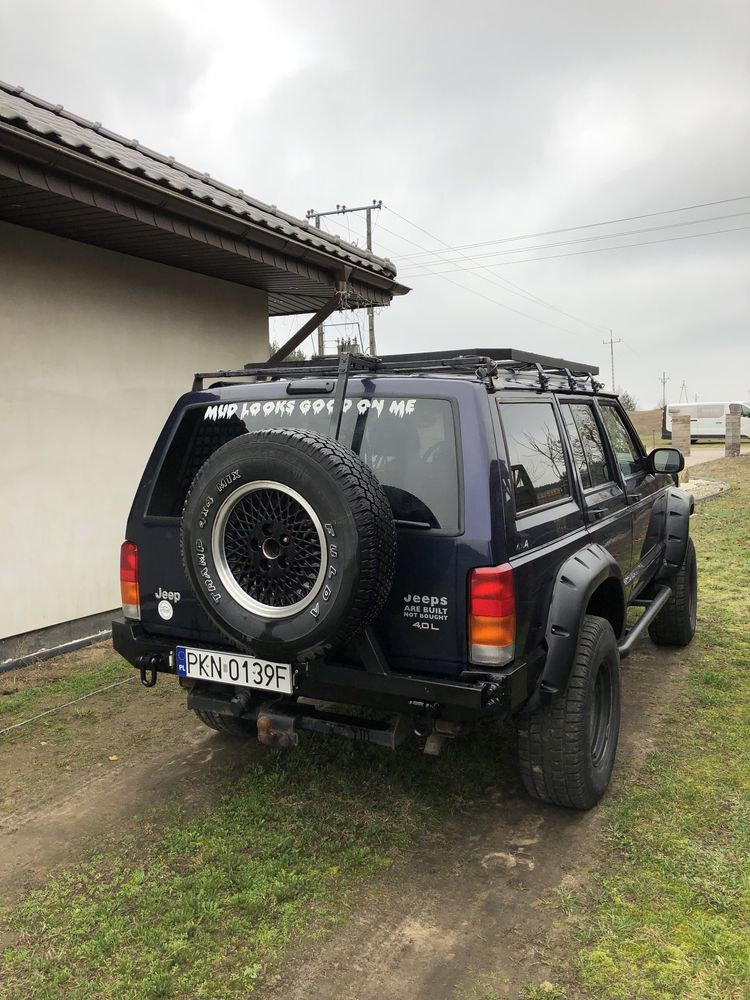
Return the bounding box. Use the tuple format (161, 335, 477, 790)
(0, 81, 396, 279)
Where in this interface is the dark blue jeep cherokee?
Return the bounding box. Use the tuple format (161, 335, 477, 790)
(113, 348, 696, 809)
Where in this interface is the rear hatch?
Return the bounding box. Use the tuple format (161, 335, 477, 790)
(127, 379, 498, 676)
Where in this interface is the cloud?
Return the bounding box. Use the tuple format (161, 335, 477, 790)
(0, 0, 748, 403)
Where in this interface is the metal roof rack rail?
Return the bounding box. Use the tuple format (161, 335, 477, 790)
(190, 348, 601, 393)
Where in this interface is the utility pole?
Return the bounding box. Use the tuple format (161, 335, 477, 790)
(602, 330, 622, 392)
(659, 371, 670, 408)
(365, 208, 376, 357)
(306, 200, 382, 356)
(311, 213, 326, 357)
(678, 380, 688, 403)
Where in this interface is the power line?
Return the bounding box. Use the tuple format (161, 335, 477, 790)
(0, 677, 137, 737)
(399, 224, 750, 275)
(380, 207, 609, 335)
(399, 211, 750, 272)
(370, 214, 597, 337)
(319, 211, 593, 337)
(392, 194, 750, 261)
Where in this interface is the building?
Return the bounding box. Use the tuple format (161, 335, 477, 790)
(0, 83, 407, 665)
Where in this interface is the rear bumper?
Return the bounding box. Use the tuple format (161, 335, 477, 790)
(112, 620, 528, 721)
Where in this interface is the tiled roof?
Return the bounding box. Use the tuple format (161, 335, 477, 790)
(0, 81, 396, 279)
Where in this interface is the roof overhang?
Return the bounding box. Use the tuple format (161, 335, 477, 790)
(0, 88, 409, 317)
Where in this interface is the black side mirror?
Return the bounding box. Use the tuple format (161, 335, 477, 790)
(648, 447, 684, 475)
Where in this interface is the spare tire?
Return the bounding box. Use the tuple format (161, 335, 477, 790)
(181, 428, 396, 663)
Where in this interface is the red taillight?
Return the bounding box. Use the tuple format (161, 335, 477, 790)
(120, 540, 140, 619)
(468, 564, 515, 666)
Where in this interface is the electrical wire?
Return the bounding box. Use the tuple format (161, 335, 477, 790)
(390, 194, 750, 261)
(380, 207, 609, 334)
(399, 223, 750, 276)
(322, 211, 598, 338)
(399, 211, 750, 273)
(0, 676, 137, 737)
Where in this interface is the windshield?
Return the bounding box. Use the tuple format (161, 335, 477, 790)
(149, 395, 461, 531)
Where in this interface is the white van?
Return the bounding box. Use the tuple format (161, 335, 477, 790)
(663, 401, 750, 441)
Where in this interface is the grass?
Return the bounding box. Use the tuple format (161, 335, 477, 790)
(0, 657, 131, 731)
(562, 457, 750, 999)
(2, 461, 748, 998)
(0, 710, 508, 998)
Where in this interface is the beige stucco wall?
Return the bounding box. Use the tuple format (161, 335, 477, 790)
(0, 220, 269, 639)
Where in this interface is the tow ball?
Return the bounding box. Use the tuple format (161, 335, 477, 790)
(409, 700, 463, 756)
(423, 719, 463, 757)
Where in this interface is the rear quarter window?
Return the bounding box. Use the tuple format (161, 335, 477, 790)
(148, 395, 461, 532)
(498, 400, 570, 513)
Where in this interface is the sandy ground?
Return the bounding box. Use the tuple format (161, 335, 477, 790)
(0, 631, 688, 998)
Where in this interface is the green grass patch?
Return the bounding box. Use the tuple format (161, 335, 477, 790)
(0, 715, 507, 998)
(568, 458, 750, 999)
(0, 658, 132, 729)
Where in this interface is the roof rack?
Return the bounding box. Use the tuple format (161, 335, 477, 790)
(191, 347, 603, 395)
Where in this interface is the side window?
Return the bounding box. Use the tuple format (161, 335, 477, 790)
(561, 405, 592, 489)
(600, 405, 643, 476)
(563, 403, 613, 488)
(499, 401, 570, 513)
(699, 404, 725, 419)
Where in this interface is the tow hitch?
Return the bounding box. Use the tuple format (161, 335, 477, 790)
(136, 649, 173, 687)
(137, 655, 159, 688)
(187, 689, 411, 750)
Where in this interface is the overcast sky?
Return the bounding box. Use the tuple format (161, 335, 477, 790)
(1, 0, 748, 406)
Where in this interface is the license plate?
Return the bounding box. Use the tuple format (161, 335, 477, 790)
(176, 646, 293, 694)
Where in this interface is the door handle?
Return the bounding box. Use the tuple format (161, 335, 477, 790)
(588, 507, 607, 519)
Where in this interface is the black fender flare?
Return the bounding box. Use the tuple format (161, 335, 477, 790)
(530, 543, 625, 708)
(654, 487, 694, 582)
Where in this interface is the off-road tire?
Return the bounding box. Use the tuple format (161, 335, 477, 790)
(181, 428, 396, 663)
(192, 709, 257, 737)
(517, 615, 621, 810)
(648, 537, 697, 647)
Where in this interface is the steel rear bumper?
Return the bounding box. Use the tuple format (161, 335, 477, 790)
(112, 620, 528, 720)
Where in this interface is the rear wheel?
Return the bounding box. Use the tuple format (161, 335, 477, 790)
(648, 537, 697, 646)
(517, 615, 621, 810)
(193, 709, 257, 737)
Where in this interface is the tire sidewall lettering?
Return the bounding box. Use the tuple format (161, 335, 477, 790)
(181, 429, 395, 662)
(184, 448, 355, 648)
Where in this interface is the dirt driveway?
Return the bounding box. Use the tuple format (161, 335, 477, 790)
(684, 442, 748, 467)
(0, 630, 687, 998)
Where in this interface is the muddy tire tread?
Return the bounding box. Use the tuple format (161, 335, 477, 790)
(648, 537, 697, 647)
(517, 615, 620, 810)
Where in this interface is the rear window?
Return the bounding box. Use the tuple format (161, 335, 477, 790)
(148, 395, 461, 532)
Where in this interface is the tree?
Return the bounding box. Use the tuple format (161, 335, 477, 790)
(269, 339, 307, 362)
(617, 388, 638, 411)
